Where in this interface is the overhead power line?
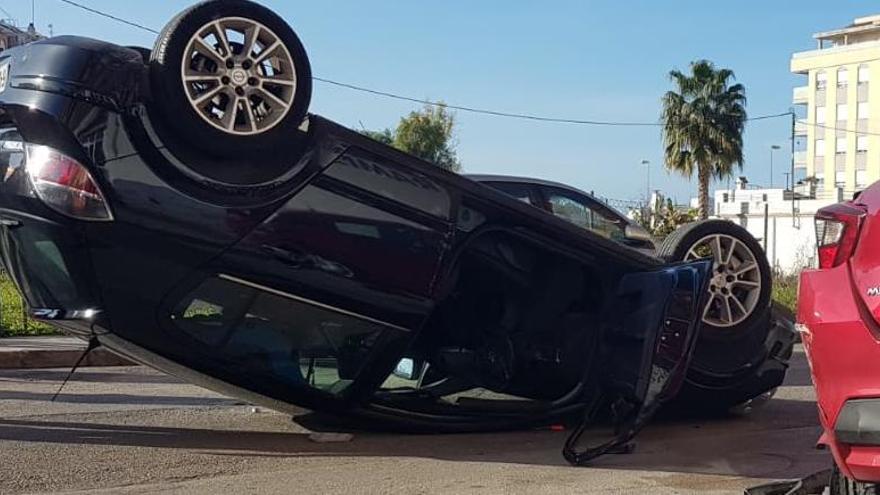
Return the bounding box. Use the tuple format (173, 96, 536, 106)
(57, 0, 159, 34)
(799, 119, 880, 137)
(313, 77, 660, 126)
(315, 80, 790, 126)
(55, 0, 794, 127)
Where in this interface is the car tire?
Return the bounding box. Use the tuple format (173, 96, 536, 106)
(149, 0, 311, 159)
(658, 219, 772, 376)
(831, 464, 879, 495)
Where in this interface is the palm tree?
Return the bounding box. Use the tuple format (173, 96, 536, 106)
(661, 60, 747, 219)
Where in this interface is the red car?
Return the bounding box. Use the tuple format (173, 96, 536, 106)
(799, 181, 880, 493)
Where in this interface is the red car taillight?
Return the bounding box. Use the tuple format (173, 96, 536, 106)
(815, 203, 866, 269)
(25, 144, 112, 221)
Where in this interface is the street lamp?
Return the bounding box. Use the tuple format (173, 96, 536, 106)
(770, 145, 781, 188)
(639, 159, 651, 227)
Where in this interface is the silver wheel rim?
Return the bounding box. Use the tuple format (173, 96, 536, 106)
(181, 16, 297, 136)
(684, 234, 762, 328)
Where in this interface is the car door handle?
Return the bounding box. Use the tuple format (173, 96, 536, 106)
(261, 244, 306, 267)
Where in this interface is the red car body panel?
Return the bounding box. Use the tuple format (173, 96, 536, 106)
(799, 181, 880, 482)
(850, 184, 880, 329)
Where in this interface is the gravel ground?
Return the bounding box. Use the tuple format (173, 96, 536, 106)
(0, 346, 829, 494)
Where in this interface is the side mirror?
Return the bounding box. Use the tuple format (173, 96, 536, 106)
(624, 224, 653, 244)
(392, 358, 425, 381)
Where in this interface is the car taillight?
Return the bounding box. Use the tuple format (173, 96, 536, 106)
(24, 144, 112, 221)
(815, 203, 865, 269)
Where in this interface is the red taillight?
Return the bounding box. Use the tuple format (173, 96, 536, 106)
(25, 144, 112, 221)
(815, 203, 866, 269)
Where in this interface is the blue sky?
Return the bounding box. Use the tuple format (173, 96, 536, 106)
(3, 1, 879, 202)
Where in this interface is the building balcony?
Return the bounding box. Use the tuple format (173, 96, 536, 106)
(795, 120, 809, 136)
(793, 86, 809, 105)
(794, 150, 807, 166)
(792, 39, 880, 73)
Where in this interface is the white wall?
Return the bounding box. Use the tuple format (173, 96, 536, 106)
(724, 214, 817, 274)
(710, 186, 839, 274)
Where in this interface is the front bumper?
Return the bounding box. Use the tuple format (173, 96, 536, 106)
(799, 263, 880, 482)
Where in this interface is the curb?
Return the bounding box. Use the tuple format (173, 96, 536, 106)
(0, 347, 134, 369)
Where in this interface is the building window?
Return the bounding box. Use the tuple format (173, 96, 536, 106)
(836, 171, 846, 186)
(817, 71, 827, 90)
(816, 106, 826, 124)
(838, 68, 849, 87)
(722, 193, 729, 203)
(859, 65, 870, 84)
(815, 139, 826, 157)
(858, 102, 870, 120)
(836, 138, 847, 154)
(858, 135, 869, 153)
(857, 170, 868, 188)
(837, 103, 849, 121)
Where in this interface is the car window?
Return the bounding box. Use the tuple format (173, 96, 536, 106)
(170, 276, 387, 396)
(542, 187, 626, 241)
(546, 192, 592, 229)
(483, 181, 536, 205)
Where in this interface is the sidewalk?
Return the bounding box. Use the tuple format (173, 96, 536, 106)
(0, 336, 134, 368)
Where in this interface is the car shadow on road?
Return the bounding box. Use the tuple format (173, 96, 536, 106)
(0, 369, 182, 385)
(0, 397, 829, 481)
(0, 390, 238, 407)
(780, 354, 814, 387)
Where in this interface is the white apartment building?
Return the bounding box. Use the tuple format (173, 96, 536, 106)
(709, 14, 880, 273)
(791, 14, 880, 198)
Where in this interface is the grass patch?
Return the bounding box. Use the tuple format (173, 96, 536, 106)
(772, 274, 798, 316)
(0, 272, 55, 337)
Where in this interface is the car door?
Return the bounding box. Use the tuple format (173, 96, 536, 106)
(162, 143, 454, 411)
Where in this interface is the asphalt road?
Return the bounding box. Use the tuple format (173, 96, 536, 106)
(0, 346, 829, 494)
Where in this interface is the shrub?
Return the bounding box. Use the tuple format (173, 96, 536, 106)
(772, 274, 798, 315)
(0, 272, 55, 337)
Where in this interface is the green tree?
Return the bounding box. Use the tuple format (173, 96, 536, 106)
(360, 128, 394, 146)
(661, 60, 747, 219)
(651, 198, 698, 239)
(360, 104, 461, 172)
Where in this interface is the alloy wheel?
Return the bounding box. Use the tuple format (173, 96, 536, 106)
(684, 233, 762, 328)
(180, 16, 297, 135)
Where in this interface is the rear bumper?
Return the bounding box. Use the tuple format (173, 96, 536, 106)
(0, 206, 103, 329)
(799, 264, 880, 482)
(665, 308, 795, 411)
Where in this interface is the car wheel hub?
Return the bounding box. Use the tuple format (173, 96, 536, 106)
(684, 233, 762, 328)
(180, 16, 298, 136)
(229, 68, 248, 86)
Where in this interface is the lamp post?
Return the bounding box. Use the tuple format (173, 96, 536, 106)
(640, 159, 651, 227)
(770, 145, 781, 188)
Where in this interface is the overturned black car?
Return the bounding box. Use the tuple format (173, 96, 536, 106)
(0, 0, 794, 465)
